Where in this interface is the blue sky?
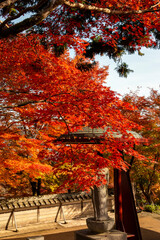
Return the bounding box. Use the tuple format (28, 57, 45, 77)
(95, 48, 160, 97)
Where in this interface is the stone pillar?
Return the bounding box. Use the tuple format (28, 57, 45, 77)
(75, 168, 127, 240)
(92, 168, 109, 221)
(86, 168, 114, 233)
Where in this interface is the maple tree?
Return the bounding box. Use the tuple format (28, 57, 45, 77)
(1, 0, 159, 196)
(0, 35, 144, 196)
(122, 89, 160, 204)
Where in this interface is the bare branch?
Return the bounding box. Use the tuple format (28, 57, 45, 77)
(150, 1, 160, 9)
(63, 0, 111, 14)
(64, 0, 160, 15)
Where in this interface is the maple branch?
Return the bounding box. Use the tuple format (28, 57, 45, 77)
(71, 102, 91, 120)
(2, 118, 27, 132)
(2, 121, 16, 131)
(57, 111, 71, 134)
(47, 100, 75, 163)
(0, 89, 30, 94)
(1, 91, 77, 110)
(57, 112, 75, 165)
(1, 99, 46, 108)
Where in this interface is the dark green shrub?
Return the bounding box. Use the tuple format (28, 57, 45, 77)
(144, 204, 160, 213)
(144, 205, 156, 212)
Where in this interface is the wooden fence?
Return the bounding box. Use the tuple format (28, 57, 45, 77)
(0, 192, 114, 231)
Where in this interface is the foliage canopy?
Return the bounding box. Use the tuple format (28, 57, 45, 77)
(0, 35, 144, 195)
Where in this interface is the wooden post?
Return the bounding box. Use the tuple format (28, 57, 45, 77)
(37, 206, 40, 222)
(81, 200, 83, 212)
(114, 169, 142, 240)
(55, 202, 66, 224)
(121, 170, 142, 240)
(55, 202, 62, 223)
(114, 169, 124, 232)
(5, 209, 18, 232)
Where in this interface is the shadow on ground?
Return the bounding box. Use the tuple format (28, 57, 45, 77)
(2, 228, 160, 240)
(1, 230, 77, 240)
(141, 228, 160, 240)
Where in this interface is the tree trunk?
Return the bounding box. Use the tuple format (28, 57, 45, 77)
(37, 179, 41, 196)
(139, 183, 152, 204)
(30, 181, 37, 196)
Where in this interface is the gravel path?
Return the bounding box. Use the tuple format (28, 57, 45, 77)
(138, 212, 160, 240)
(0, 212, 159, 240)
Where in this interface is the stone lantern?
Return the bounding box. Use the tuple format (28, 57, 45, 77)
(56, 127, 143, 240)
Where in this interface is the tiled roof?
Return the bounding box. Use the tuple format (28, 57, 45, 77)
(55, 127, 144, 144)
(0, 192, 92, 213)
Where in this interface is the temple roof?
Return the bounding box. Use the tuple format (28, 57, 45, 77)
(55, 127, 144, 144)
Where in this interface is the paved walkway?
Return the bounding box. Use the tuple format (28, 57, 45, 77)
(0, 212, 159, 240)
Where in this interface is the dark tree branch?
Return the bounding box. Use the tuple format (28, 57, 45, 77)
(128, 144, 135, 172)
(0, 0, 63, 38)
(0, 0, 49, 29)
(0, 0, 160, 39)
(147, 163, 157, 194)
